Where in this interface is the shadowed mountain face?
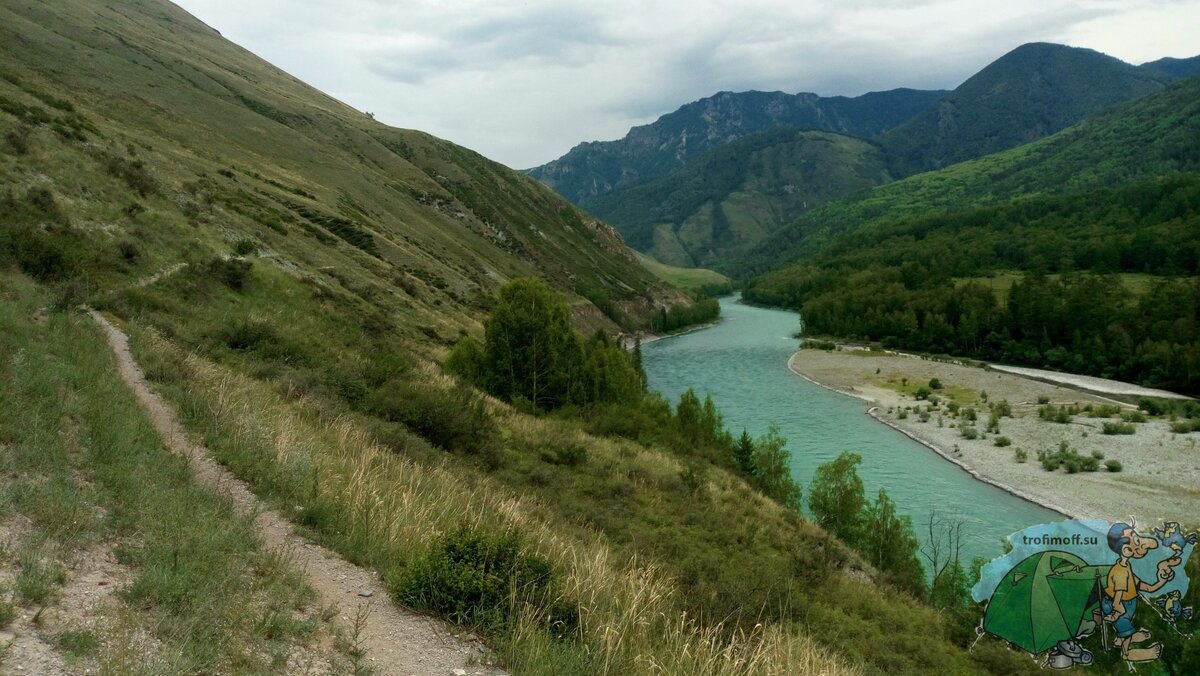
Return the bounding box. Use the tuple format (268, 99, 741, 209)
(1140, 55, 1200, 79)
(0, 0, 685, 337)
(580, 129, 891, 269)
(526, 87, 944, 203)
(878, 43, 1176, 177)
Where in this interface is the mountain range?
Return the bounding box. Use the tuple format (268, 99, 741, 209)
(526, 87, 943, 203)
(531, 42, 1198, 271)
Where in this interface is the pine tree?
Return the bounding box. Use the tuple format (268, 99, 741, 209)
(733, 429, 755, 475)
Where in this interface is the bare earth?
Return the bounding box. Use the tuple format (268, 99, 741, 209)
(90, 310, 499, 676)
(788, 349, 1200, 526)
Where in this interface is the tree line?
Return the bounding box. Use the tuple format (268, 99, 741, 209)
(744, 174, 1200, 393)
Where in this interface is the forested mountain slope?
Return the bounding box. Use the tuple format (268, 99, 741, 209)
(527, 87, 943, 203)
(878, 43, 1176, 177)
(744, 73, 1200, 275)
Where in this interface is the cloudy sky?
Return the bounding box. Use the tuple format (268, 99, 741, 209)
(175, 0, 1198, 169)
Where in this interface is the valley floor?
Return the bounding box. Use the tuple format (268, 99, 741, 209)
(787, 349, 1200, 527)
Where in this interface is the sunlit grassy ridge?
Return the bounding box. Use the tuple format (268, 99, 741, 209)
(0, 0, 681, 334)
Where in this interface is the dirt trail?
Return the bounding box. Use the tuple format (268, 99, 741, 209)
(88, 310, 498, 676)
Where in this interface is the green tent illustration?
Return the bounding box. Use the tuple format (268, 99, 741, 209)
(982, 550, 1111, 654)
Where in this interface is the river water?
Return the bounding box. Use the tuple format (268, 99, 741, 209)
(642, 296, 1059, 566)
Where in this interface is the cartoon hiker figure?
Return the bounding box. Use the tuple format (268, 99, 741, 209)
(1101, 522, 1182, 662)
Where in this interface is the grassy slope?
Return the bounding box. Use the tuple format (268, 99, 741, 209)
(0, 1, 1045, 674)
(584, 129, 890, 268)
(0, 271, 330, 673)
(635, 252, 729, 291)
(0, 0, 678, 334)
(744, 73, 1200, 276)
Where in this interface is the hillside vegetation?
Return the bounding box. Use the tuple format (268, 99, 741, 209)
(744, 73, 1200, 275)
(582, 129, 890, 269)
(0, 0, 1049, 674)
(744, 77, 1200, 393)
(878, 43, 1174, 177)
(0, 0, 690, 338)
(528, 88, 942, 203)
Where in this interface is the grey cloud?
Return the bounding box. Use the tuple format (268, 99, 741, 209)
(176, 0, 1200, 168)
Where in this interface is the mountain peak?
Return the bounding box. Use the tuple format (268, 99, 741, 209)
(880, 42, 1169, 176)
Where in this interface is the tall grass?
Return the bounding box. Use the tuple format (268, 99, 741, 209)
(0, 273, 326, 673)
(131, 327, 857, 675)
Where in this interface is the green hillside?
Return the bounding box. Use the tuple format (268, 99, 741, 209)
(583, 129, 890, 268)
(0, 0, 686, 337)
(744, 73, 1200, 275)
(879, 43, 1173, 177)
(743, 76, 1200, 393)
(528, 88, 943, 203)
(635, 252, 731, 293)
(0, 1, 1049, 674)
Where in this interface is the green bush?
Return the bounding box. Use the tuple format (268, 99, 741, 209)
(1105, 459, 1123, 472)
(928, 378, 943, 390)
(392, 526, 575, 637)
(232, 238, 256, 256)
(1169, 420, 1200, 434)
(994, 436, 1011, 447)
(1102, 422, 1135, 435)
(202, 257, 252, 291)
(366, 380, 497, 459)
(103, 153, 157, 197)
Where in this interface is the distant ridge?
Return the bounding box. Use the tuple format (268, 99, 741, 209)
(526, 87, 945, 203)
(879, 43, 1175, 177)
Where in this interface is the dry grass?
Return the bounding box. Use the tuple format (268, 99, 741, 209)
(137, 328, 857, 675)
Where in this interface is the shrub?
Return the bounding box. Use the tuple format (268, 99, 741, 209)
(391, 526, 574, 637)
(104, 154, 157, 196)
(994, 436, 1012, 447)
(231, 238, 256, 256)
(366, 380, 497, 459)
(117, 240, 140, 262)
(1170, 420, 1200, 434)
(1121, 410, 1147, 423)
(928, 378, 943, 390)
(960, 426, 978, 440)
(914, 386, 932, 400)
(1037, 396, 1050, 405)
(217, 318, 310, 365)
(1137, 397, 1167, 416)
(203, 257, 252, 291)
(1014, 448, 1028, 463)
(1102, 422, 1135, 435)
(1105, 460, 1123, 472)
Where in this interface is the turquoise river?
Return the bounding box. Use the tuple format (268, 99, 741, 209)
(642, 295, 1060, 566)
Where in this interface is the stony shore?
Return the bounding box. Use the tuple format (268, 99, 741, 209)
(787, 349, 1200, 526)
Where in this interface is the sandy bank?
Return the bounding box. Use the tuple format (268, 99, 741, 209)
(787, 349, 1200, 526)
